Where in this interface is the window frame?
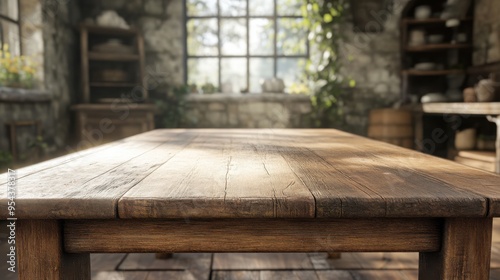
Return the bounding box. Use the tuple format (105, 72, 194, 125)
(0, 0, 22, 55)
(185, 0, 309, 92)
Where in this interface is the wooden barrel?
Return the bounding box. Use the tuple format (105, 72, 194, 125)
(368, 108, 413, 149)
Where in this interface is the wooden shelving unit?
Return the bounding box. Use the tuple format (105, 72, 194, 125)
(405, 43, 471, 52)
(402, 69, 465, 76)
(89, 82, 137, 88)
(400, 0, 474, 101)
(88, 52, 141, 62)
(402, 18, 472, 25)
(80, 24, 147, 103)
(73, 24, 155, 146)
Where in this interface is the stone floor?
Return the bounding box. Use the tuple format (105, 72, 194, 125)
(2, 219, 500, 279)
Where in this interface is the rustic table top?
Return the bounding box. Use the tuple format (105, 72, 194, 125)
(1, 129, 499, 220)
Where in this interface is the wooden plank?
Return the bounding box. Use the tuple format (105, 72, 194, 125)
(0, 138, 118, 185)
(455, 156, 496, 172)
(213, 271, 321, 280)
(421, 102, 500, 115)
(81, 28, 90, 103)
(321, 131, 500, 217)
(402, 69, 465, 76)
(88, 52, 140, 61)
(317, 270, 414, 280)
(309, 252, 363, 269)
(308, 252, 418, 270)
(119, 130, 315, 219)
(90, 253, 127, 272)
(119, 253, 211, 271)
(212, 253, 313, 270)
(146, 271, 210, 280)
(284, 130, 487, 218)
(92, 271, 148, 280)
(0, 130, 195, 219)
(419, 218, 492, 280)
(18, 220, 90, 280)
(120, 129, 489, 219)
(458, 151, 497, 163)
(64, 218, 440, 253)
(406, 43, 471, 52)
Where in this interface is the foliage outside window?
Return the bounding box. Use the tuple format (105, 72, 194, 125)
(0, 44, 37, 88)
(186, 0, 309, 94)
(0, 0, 37, 89)
(302, 0, 352, 128)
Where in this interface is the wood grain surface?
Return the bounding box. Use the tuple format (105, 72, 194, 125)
(1, 129, 499, 219)
(419, 218, 493, 280)
(64, 218, 440, 253)
(18, 220, 90, 280)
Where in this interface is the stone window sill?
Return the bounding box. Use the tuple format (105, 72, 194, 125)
(185, 93, 310, 102)
(0, 87, 50, 103)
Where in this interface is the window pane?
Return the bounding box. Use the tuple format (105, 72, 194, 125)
(277, 0, 302, 16)
(0, 0, 18, 21)
(220, 0, 246, 16)
(220, 19, 246, 55)
(187, 19, 218, 56)
(277, 18, 307, 55)
(249, 19, 274, 55)
(187, 0, 217, 16)
(277, 58, 306, 92)
(0, 20, 20, 56)
(188, 58, 219, 90)
(221, 58, 247, 93)
(250, 58, 274, 93)
(249, 0, 273, 16)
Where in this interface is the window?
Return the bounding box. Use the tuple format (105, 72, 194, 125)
(186, 0, 308, 93)
(0, 0, 21, 56)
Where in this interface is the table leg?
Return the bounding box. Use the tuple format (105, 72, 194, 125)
(327, 252, 341, 259)
(419, 218, 492, 280)
(486, 115, 500, 174)
(18, 220, 90, 280)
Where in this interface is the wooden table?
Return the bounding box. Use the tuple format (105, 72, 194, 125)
(1, 129, 500, 279)
(418, 102, 500, 174)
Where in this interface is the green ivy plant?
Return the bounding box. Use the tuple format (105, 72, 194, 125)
(151, 85, 190, 128)
(301, 0, 354, 128)
(0, 150, 12, 169)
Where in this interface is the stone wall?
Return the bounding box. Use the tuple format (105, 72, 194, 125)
(0, 89, 52, 160)
(0, 0, 80, 162)
(473, 0, 500, 65)
(80, 0, 185, 86)
(337, 0, 410, 136)
(182, 94, 311, 128)
(41, 0, 81, 148)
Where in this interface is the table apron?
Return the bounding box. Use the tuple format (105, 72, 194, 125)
(64, 218, 441, 253)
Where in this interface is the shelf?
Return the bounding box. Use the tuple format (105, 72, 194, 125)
(467, 62, 500, 75)
(72, 104, 156, 111)
(419, 102, 500, 115)
(405, 44, 471, 52)
(402, 69, 465, 76)
(457, 151, 496, 163)
(455, 155, 496, 172)
(88, 52, 140, 61)
(90, 82, 137, 88)
(402, 18, 472, 25)
(81, 24, 139, 36)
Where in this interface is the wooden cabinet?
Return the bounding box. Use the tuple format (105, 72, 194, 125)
(400, 0, 474, 102)
(80, 24, 147, 103)
(73, 104, 155, 146)
(74, 25, 155, 145)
